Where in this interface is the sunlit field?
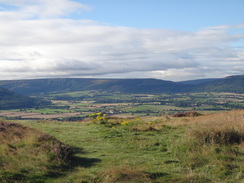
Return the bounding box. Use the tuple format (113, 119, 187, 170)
(1, 110, 243, 182)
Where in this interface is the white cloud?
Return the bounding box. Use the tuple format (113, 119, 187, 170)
(0, 0, 243, 81)
(0, 0, 90, 19)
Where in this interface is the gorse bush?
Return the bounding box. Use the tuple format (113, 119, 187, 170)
(89, 112, 108, 124)
(120, 120, 130, 125)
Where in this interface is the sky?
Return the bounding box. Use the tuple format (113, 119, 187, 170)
(0, 0, 243, 81)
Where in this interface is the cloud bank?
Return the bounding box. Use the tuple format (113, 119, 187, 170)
(0, 0, 243, 81)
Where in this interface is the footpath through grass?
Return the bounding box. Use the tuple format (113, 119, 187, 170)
(14, 110, 244, 182)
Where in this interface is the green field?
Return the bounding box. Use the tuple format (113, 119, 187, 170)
(1, 110, 243, 183)
(1, 92, 243, 121)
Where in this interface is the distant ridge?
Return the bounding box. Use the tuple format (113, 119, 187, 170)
(178, 78, 220, 85)
(0, 78, 192, 95)
(197, 75, 244, 93)
(0, 75, 243, 95)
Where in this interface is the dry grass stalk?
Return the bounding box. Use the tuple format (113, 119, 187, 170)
(100, 167, 151, 183)
(189, 110, 244, 145)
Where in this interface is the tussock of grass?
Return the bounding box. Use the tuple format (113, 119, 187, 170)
(0, 120, 75, 183)
(131, 124, 160, 132)
(174, 110, 244, 182)
(37, 134, 74, 162)
(98, 166, 151, 183)
(192, 128, 243, 145)
(190, 110, 244, 145)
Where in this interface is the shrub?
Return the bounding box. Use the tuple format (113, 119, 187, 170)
(172, 111, 201, 117)
(120, 120, 130, 125)
(89, 112, 108, 124)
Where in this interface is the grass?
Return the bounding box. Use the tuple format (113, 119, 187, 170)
(189, 110, 244, 145)
(0, 121, 75, 183)
(1, 110, 244, 182)
(25, 108, 77, 114)
(123, 104, 192, 112)
(175, 110, 244, 182)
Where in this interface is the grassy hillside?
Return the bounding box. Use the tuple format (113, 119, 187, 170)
(0, 121, 74, 183)
(0, 87, 38, 109)
(198, 75, 244, 93)
(178, 78, 220, 85)
(0, 78, 192, 95)
(11, 110, 244, 183)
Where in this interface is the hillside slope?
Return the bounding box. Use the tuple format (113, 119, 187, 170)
(178, 78, 220, 85)
(0, 87, 40, 109)
(0, 75, 243, 95)
(0, 78, 192, 95)
(197, 75, 244, 93)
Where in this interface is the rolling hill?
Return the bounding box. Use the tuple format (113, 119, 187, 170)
(0, 87, 35, 109)
(0, 78, 192, 95)
(196, 75, 244, 93)
(0, 75, 243, 96)
(178, 78, 220, 85)
(0, 87, 50, 109)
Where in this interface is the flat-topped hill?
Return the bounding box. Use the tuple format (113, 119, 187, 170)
(0, 75, 243, 95)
